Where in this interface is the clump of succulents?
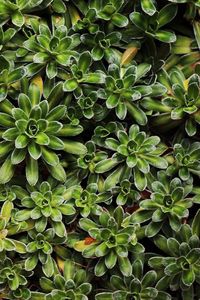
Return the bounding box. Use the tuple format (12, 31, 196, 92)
(0, 0, 200, 299)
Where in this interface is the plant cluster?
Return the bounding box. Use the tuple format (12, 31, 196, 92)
(0, 0, 200, 299)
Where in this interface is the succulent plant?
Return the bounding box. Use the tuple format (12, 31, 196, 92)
(96, 259, 172, 300)
(123, 171, 193, 236)
(72, 183, 112, 217)
(130, 4, 177, 43)
(0, 82, 86, 185)
(38, 259, 92, 299)
(24, 228, 63, 277)
(97, 63, 153, 122)
(0, 0, 199, 299)
(14, 180, 76, 236)
(74, 206, 144, 277)
(144, 68, 200, 136)
(94, 124, 168, 190)
(149, 224, 200, 293)
(63, 51, 106, 98)
(23, 24, 80, 79)
(0, 0, 52, 27)
(166, 139, 200, 180)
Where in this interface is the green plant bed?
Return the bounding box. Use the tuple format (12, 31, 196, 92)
(0, 0, 200, 299)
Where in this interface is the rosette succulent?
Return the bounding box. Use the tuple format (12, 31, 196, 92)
(24, 229, 63, 277)
(0, 257, 32, 294)
(0, 0, 52, 27)
(0, 0, 199, 299)
(130, 4, 177, 43)
(0, 83, 86, 185)
(14, 180, 76, 236)
(95, 124, 168, 190)
(81, 31, 122, 61)
(63, 51, 105, 98)
(96, 259, 171, 300)
(98, 63, 152, 122)
(23, 24, 80, 78)
(90, 0, 129, 28)
(149, 225, 200, 293)
(123, 171, 193, 235)
(166, 139, 200, 180)
(72, 183, 112, 217)
(148, 68, 200, 136)
(74, 206, 144, 277)
(37, 259, 92, 299)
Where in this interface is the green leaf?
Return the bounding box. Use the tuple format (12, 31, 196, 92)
(105, 251, 117, 269)
(118, 256, 132, 276)
(124, 209, 152, 225)
(78, 51, 91, 72)
(111, 13, 128, 28)
(0, 156, 14, 184)
(182, 269, 195, 286)
(29, 83, 41, 106)
(36, 132, 50, 145)
(145, 222, 162, 237)
(63, 140, 87, 155)
(95, 258, 107, 277)
(141, 0, 156, 15)
(46, 61, 57, 79)
(192, 209, 200, 236)
(47, 163, 66, 182)
(33, 52, 49, 64)
(134, 168, 147, 191)
(83, 72, 105, 84)
(28, 142, 41, 160)
(63, 78, 78, 91)
(157, 4, 178, 28)
(155, 30, 176, 43)
(95, 157, 121, 173)
(125, 101, 147, 125)
(129, 12, 148, 31)
(7, 67, 25, 83)
(193, 21, 200, 50)
(25, 254, 38, 271)
(52, 0, 66, 13)
(95, 293, 113, 300)
(26, 156, 38, 186)
(15, 134, 29, 149)
(42, 255, 54, 277)
(0, 141, 14, 157)
(11, 148, 26, 165)
(41, 147, 59, 166)
(91, 46, 104, 61)
(52, 221, 66, 237)
(11, 10, 25, 27)
(144, 155, 168, 169)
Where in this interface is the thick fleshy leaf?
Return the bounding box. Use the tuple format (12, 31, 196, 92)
(63, 79, 78, 91)
(134, 168, 147, 190)
(0, 156, 14, 184)
(182, 268, 195, 286)
(125, 101, 147, 125)
(155, 30, 176, 43)
(118, 256, 132, 276)
(129, 12, 148, 31)
(157, 4, 178, 28)
(111, 13, 128, 28)
(26, 156, 38, 186)
(63, 140, 87, 155)
(141, 0, 156, 15)
(42, 147, 59, 166)
(12, 10, 25, 27)
(46, 61, 57, 79)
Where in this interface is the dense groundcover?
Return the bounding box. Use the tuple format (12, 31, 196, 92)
(0, 0, 200, 299)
